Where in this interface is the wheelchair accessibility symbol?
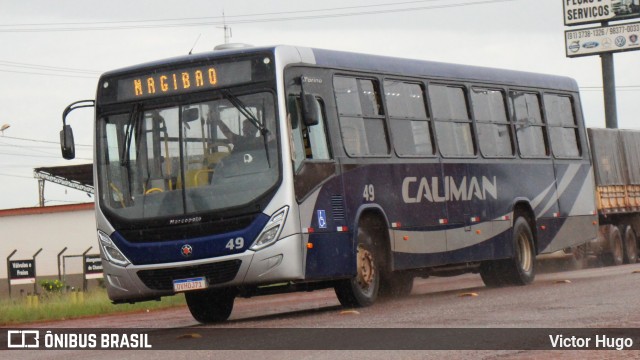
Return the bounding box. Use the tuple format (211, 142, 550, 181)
(317, 210, 327, 229)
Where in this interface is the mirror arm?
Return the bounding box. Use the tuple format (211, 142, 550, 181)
(62, 100, 95, 127)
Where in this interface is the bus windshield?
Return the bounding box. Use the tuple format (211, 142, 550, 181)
(96, 90, 279, 220)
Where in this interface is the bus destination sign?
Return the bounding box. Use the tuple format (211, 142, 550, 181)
(564, 0, 640, 26)
(116, 61, 252, 101)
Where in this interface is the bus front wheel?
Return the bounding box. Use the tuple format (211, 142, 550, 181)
(334, 223, 380, 307)
(185, 288, 236, 323)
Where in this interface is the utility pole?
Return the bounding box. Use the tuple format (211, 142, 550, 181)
(600, 22, 618, 129)
(221, 11, 231, 44)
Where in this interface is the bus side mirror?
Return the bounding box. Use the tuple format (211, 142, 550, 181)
(60, 99, 95, 160)
(60, 125, 76, 160)
(301, 93, 320, 127)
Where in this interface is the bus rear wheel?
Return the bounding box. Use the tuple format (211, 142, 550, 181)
(379, 272, 414, 298)
(334, 223, 380, 307)
(480, 216, 536, 287)
(185, 288, 236, 323)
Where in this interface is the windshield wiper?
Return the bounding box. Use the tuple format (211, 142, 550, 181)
(121, 104, 142, 167)
(221, 90, 268, 135)
(221, 90, 271, 165)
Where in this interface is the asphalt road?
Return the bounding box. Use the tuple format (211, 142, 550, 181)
(4, 260, 640, 359)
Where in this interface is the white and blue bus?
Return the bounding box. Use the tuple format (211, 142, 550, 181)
(60, 45, 598, 322)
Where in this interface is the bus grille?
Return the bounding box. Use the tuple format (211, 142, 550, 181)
(137, 260, 242, 291)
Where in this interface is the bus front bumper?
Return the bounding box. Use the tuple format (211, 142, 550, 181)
(101, 233, 305, 303)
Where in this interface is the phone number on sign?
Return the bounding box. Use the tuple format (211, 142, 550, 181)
(568, 24, 640, 40)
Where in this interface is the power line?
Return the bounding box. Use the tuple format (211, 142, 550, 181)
(0, 141, 64, 157)
(0, 0, 521, 33)
(580, 85, 640, 92)
(581, 85, 640, 89)
(0, 68, 97, 79)
(0, 172, 34, 179)
(0, 0, 445, 27)
(1, 135, 92, 147)
(0, 60, 101, 79)
(0, 60, 101, 74)
(0, 151, 92, 160)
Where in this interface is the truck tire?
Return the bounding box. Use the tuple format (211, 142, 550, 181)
(602, 226, 624, 266)
(622, 225, 638, 264)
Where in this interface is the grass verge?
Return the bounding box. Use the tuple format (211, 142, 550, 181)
(0, 289, 186, 326)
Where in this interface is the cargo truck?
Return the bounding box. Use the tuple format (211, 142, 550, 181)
(588, 128, 640, 265)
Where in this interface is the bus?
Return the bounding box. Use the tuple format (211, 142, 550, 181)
(60, 45, 598, 323)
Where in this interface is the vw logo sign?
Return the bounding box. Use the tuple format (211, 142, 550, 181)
(180, 244, 193, 257)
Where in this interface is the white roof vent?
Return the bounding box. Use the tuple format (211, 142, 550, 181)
(214, 43, 253, 51)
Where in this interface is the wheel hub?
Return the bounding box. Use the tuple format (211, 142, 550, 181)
(517, 233, 532, 273)
(356, 246, 375, 289)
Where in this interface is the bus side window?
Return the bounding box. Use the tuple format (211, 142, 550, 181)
(512, 91, 549, 158)
(429, 84, 475, 157)
(334, 76, 389, 157)
(471, 87, 514, 157)
(385, 80, 434, 156)
(288, 95, 331, 172)
(543, 94, 581, 158)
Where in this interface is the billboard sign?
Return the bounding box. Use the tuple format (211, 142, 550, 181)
(564, 0, 640, 26)
(8, 259, 36, 285)
(565, 21, 640, 57)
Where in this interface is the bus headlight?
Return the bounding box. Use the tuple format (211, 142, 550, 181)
(98, 230, 131, 267)
(251, 206, 289, 251)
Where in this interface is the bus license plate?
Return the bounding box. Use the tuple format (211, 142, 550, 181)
(173, 277, 208, 292)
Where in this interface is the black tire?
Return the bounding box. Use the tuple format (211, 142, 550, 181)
(379, 272, 414, 298)
(602, 226, 624, 266)
(622, 225, 638, 264)
(480, 216, 536, 287)
(334, 222, 380, 307)
(479, 260, 507, 287)
(185, 288, 236, 323)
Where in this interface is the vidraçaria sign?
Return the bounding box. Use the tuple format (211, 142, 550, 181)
(565, 21, 640, 57)
(564, 0, 640, 26)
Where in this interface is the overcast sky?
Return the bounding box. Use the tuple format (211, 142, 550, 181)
(1, 0, 639, 210)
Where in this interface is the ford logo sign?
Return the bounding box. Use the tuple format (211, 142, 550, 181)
(582, 41, 599, 49)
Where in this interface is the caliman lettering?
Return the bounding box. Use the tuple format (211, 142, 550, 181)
(402, 176, 497, 203)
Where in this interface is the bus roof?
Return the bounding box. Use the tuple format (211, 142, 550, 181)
(102, 45, 579, 93)
(306, 47, 579, 92)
